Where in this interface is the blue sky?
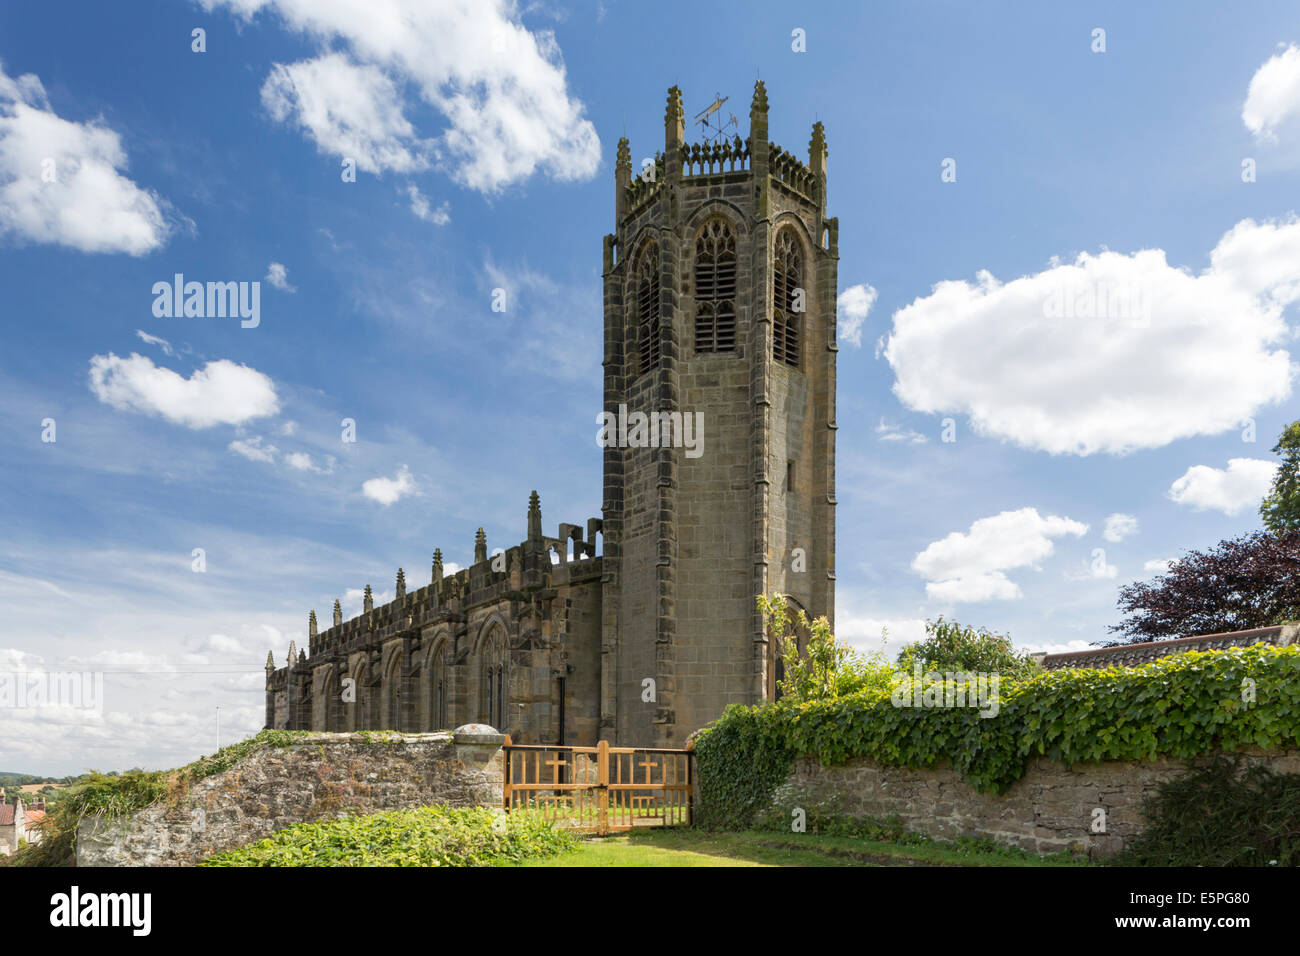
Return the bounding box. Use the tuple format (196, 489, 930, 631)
(3, 1, 1300, 775)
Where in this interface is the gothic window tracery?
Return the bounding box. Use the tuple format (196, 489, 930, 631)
(773, 229, 802, 368)
(694, 219, 737, 353)
(429, 641, 448, 730)
(479, 624, 508, 730)
(632, 241, 661, 376)
(384, 654, 403, 731)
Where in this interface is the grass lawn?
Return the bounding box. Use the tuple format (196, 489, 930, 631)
(510, 827, 1095, 867)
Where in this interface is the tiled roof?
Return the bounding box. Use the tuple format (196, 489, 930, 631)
(0, 804, 14, 826)
(1039, 623, 1299, 670)
(24, 809, 44, 824)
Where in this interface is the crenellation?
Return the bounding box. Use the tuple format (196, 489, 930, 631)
(268, 498, 609, 741)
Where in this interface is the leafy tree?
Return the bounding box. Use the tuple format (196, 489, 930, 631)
(757, 594, 895, 702)
(1261, 421, 1300, 535)
(1110, 531, 1300, 642)
(896, 617, 1040, 679)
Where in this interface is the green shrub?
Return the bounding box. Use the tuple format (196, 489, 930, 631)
(759, 594, 897, 703)
(897, 616, 1042, 681)
(1112, 755, 1300, 867)
(3, 769, 169, 867)
(694, 644, 1300, 830)
(182, 729, 306, 779)
(200, 805, 577, 867)
(3, 729, 309, 867)
(693, 703, 796, 830)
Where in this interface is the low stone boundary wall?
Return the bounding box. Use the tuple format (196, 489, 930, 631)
(777, 749, 1300, 855)
(77, 728, 506, 866)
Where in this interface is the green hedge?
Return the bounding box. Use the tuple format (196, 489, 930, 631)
(694, 645, 1300, 830)
(200, 805, 577, 867)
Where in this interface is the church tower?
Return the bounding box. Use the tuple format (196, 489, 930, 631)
(600, 82, 838, 747)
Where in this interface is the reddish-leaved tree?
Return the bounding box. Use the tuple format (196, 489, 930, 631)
(1110, 531, 1300, 643)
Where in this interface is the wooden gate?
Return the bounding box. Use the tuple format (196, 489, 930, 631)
(502, 739, 693, 835)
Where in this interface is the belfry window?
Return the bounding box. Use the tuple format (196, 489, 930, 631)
(773, 230, 802, 368)
(694, 219, 737, 353)
(633, 243, 661, 376)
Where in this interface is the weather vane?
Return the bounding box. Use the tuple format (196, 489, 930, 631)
(693, 92, 738, 144)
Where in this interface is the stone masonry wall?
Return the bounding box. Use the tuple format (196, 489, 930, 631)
(77, 729, 506, 866)
(777, 749, 1300, 855)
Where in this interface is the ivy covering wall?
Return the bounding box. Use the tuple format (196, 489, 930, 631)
(693, 644, 1300, 830)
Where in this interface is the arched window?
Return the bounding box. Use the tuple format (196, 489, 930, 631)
(348, 660, 368, 731)
(315, 664, 336, 731)
(769, 596, 810, 702)
(632, 242, 661, 376)
(383, 654, 403, 731)
(429, 642, 447, 730)
(694, 219, 737, 353)
(478, 625, 508, 730)
(773, 230, 802, 368)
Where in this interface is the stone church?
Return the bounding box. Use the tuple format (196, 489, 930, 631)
(265, 81, 838, 748)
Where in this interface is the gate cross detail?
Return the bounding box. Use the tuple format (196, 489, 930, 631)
(638, 755, 657, 784)
(545, 753, 567, 784)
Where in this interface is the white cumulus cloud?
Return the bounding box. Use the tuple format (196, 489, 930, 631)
(285, 451, 334, 474)
(362, 464, 416, 505)
(884, 218, 1299, 455)
(265, 261, 295, 291)
(207, 0, 600, 192)
(1243, 43, 1300, 143)
(261, 53, 433, 175)
(0, 63, 169, 254)
(1167, 458, 1277, 515)
(833, 608, 928, 656)
(912, 508, 1088, 602)
(228, 436, 334, 475)
(1102, 513, 1138, 543)
(837, 283, 877, 348)
(88, 352, 280, 428)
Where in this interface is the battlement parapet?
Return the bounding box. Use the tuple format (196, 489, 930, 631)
(270, 492, 602, 675)
(616, 81, 827, 232)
